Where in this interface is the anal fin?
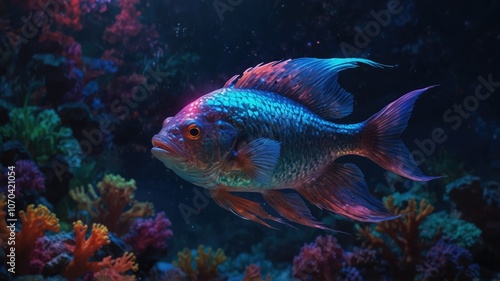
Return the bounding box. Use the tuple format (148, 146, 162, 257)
(210, 189, 284, 228)
(298, 163, 398, 222)
(263, 190, 333, 231)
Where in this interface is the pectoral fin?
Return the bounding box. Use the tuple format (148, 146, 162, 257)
(235, 138, 281, 184)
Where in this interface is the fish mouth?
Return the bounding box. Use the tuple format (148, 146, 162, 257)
(151, 135, 186, 159)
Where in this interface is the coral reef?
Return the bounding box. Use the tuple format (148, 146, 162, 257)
(292, 235, 344, 281)
(148, 262, 187, 281)
(29, 232, 72, 275)
(62, 220, 138, 280)
(0, 160, 45, 204)
(102, 0, 145, 44)
(15, 204, 61, 274)
(357, 196, 437, 280)
(416, 239, 480, 280)
(69, 174, 154, 235)
(174, 245, 227, 281)
(54, 0, 83, 30)
(345, 248, 386, 278)
(242, 264, 270, 281)
(0, 107, 82, 170)
(420, 211, 482, 247)
(124, 212, 173, 272)
(93, 252, 139, 281)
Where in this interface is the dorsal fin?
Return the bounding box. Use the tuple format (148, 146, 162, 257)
(224, 58, 388, 120)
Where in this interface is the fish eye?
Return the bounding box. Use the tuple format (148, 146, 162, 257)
(186, 123, 202, 140)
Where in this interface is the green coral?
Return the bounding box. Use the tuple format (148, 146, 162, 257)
(420, 211, 481, 247)
(0, 106, 81, 170)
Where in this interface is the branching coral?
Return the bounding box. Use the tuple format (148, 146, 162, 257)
(17, 204, 61, 274)
(357, 196, 437, 280)
(174, 245, 227, 281)
(94, 252, 139, 281)
(0, 107, 82, 170)
(62, 220, 138, 280)
(63, 221, 110, 279)
(69, 174, 154, 235)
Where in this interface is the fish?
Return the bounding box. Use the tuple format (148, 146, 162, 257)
(151, 57, 439, 230)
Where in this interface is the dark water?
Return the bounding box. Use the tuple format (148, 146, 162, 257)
(0, 0, 499, 280)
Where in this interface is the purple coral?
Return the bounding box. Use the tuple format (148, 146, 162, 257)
(1, 160, 45, 198)
(416, 239, 480, 281)
(346, 248, 387, 279)
(29, 233, 72, 275)
(293, 235, 345, 281)
(123, 212, 173, 272)
(16, 160, 46, 193)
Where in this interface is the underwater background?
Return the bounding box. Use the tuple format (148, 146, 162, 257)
(0, 0, 499, 280)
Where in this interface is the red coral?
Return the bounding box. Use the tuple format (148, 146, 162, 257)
(54, 0, 83, 30)
(103, 0, 144, 44)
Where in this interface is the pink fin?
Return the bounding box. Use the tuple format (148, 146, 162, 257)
(236, 138, 281, 184)
(361, 86, 442, 181)
(298, 163, 399, 222)
(263, 190, 334, 231)
(210, 189, 284, 228)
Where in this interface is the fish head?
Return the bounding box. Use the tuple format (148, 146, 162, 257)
(151, 104, 237, 186)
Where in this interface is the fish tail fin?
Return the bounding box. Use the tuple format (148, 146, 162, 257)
(359, 86, 441, 181)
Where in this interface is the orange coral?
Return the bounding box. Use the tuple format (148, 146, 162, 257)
(94, 252, 138, 281)
(69, 174, 154, 235)
(63, 221, 139, 280)
(174, 245, 227, 281)
(357, 196, 437, 280)
(63, 221, 110, 280)
(17, 204, 60, 274)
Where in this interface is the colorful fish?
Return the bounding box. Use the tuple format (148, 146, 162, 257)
(151, 58, 439, 230)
